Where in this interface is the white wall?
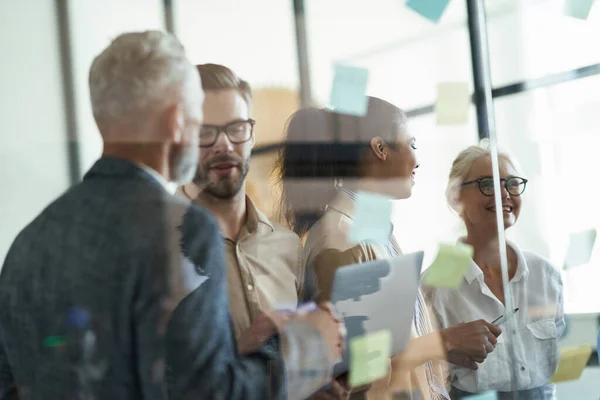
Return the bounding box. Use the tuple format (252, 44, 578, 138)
(68, 0, 165, 174)
(0, 0, 70, 265)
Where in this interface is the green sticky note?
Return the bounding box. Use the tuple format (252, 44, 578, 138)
(407, 0, 451, 23)
(349, 330, 391, 387)
(465, 391, 498, 399)
(564, 228, 596, 268)
(422, 243, 474, 289)
(564, 0, 595, 20)
(348, 191, 393, 245)
(435, 82, 471, 125)
(43, 336, 66, 347)
(551, 344, 593, 383)
(330, 64, 370, 117)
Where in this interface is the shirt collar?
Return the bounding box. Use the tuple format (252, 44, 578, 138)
(245, 195, 274, 234)
(326, 189, 357, 220)
(463, 239, 530, 285)
(134, 163, 177, 194)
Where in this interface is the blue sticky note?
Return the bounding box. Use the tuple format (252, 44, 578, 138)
(348, 191, 393, 245)
(465, 391, 498, 400)
(564, 228, 596, 268)
(564, 0, 595, 20)
(597, 329, 599, 361)
(330, 64, 369, 117)
(407, 0, 451, 23)
(67, 308, 90, 329)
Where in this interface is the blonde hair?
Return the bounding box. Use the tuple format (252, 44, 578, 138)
(446, 141, 519, 211)
(196, 63, 252, 106)
(89, 31, 195, 128)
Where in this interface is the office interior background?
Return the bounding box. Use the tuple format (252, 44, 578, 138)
(1, 0, 599, 397)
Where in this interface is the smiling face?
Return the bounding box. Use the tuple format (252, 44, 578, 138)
(459, 155, 522, 233)
(385, 126, 419, 198)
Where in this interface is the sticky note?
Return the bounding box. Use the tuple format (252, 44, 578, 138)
(465, 391, 498, 399)
(422, 243, 474, 289)
(67, 308, 90, 328)
(349, 330, 391, 387)
(551, 344, 593, 383)
(564, 0, 595, 20)
(564, 228, 596, 268)
(597, 330, 599, 361)
(348, 191, 393, 245)
(43, 336, 66, 347)
(407, 0, 451, 23)
(435, 82, 471, 125)
(330, 64, 370, 117)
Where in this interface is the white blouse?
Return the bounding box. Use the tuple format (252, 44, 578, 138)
(422, 241, 565, 393)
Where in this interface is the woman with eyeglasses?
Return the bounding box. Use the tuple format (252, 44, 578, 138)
(422, 145, 565, 400)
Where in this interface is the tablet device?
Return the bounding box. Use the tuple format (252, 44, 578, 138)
(329, 251, 424, 376)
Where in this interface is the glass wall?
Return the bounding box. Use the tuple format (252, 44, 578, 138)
(1, 0, 598, 398)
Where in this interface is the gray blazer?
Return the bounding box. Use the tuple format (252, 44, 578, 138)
(0, 157, 287, 400)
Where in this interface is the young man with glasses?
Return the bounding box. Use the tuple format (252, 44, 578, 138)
(179, 63, 307, 345)
(178, 65, 347, 399)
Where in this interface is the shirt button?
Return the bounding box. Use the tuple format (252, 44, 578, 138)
(247, 284, 253, 291)
(520, 366, 526, 371)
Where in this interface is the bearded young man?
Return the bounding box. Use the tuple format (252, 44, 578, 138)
(179, 64, 349, 399)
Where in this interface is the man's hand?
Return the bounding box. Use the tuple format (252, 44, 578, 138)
(295, 302, 344, 362)
(237, 311, 291, 355)
(441, 319, 502, 369)
(310, 376, 350, 400)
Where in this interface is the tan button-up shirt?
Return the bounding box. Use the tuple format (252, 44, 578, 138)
(223, 197, 305, 338)
(178, 185, 306, 340)
(304, 190, 448, 400)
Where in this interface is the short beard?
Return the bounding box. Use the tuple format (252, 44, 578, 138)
(194, 158, 250, 200)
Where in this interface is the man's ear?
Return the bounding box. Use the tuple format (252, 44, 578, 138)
(164, 103, 184, 143)
(369, 136, 387, 161)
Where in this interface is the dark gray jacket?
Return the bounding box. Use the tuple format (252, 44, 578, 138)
(0, 157, 285, 400)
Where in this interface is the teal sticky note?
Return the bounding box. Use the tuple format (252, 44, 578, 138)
(564, 228, 597, 268)
(422, 243, 474, 289)
(349, 330, 391, 387)
(330, 64, 369, 117)
(407, 0, 451, 23)
(348, 191, 393, 245)
(465, 391, 498, 400)
(564, 0, 595, 20)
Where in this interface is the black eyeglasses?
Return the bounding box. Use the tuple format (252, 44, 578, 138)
(199, 119, 255, 147)
(462, 176, 528, 197)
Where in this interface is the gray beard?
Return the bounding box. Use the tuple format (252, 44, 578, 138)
(171, 144, 198, 185)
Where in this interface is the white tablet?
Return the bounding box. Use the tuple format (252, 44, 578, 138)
(330, 251, 424, 376)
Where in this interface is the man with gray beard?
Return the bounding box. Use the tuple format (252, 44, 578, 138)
(0, 32, 340, 400)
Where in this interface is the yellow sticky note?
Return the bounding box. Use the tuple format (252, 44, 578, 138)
(348, 191, 393, 245)
(349, 330, 391, 387)
(435, 82, 471, 125)
(551, 344, 593, 383)
(422, 243, 474, 289)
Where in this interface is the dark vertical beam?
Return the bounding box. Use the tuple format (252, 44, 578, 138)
(55, 0, 81, 185)
(164, 0, 176, 34)
(292, 0, 313, 107)
(466, 0, 520, 394)
(466, 0, 493, 141)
